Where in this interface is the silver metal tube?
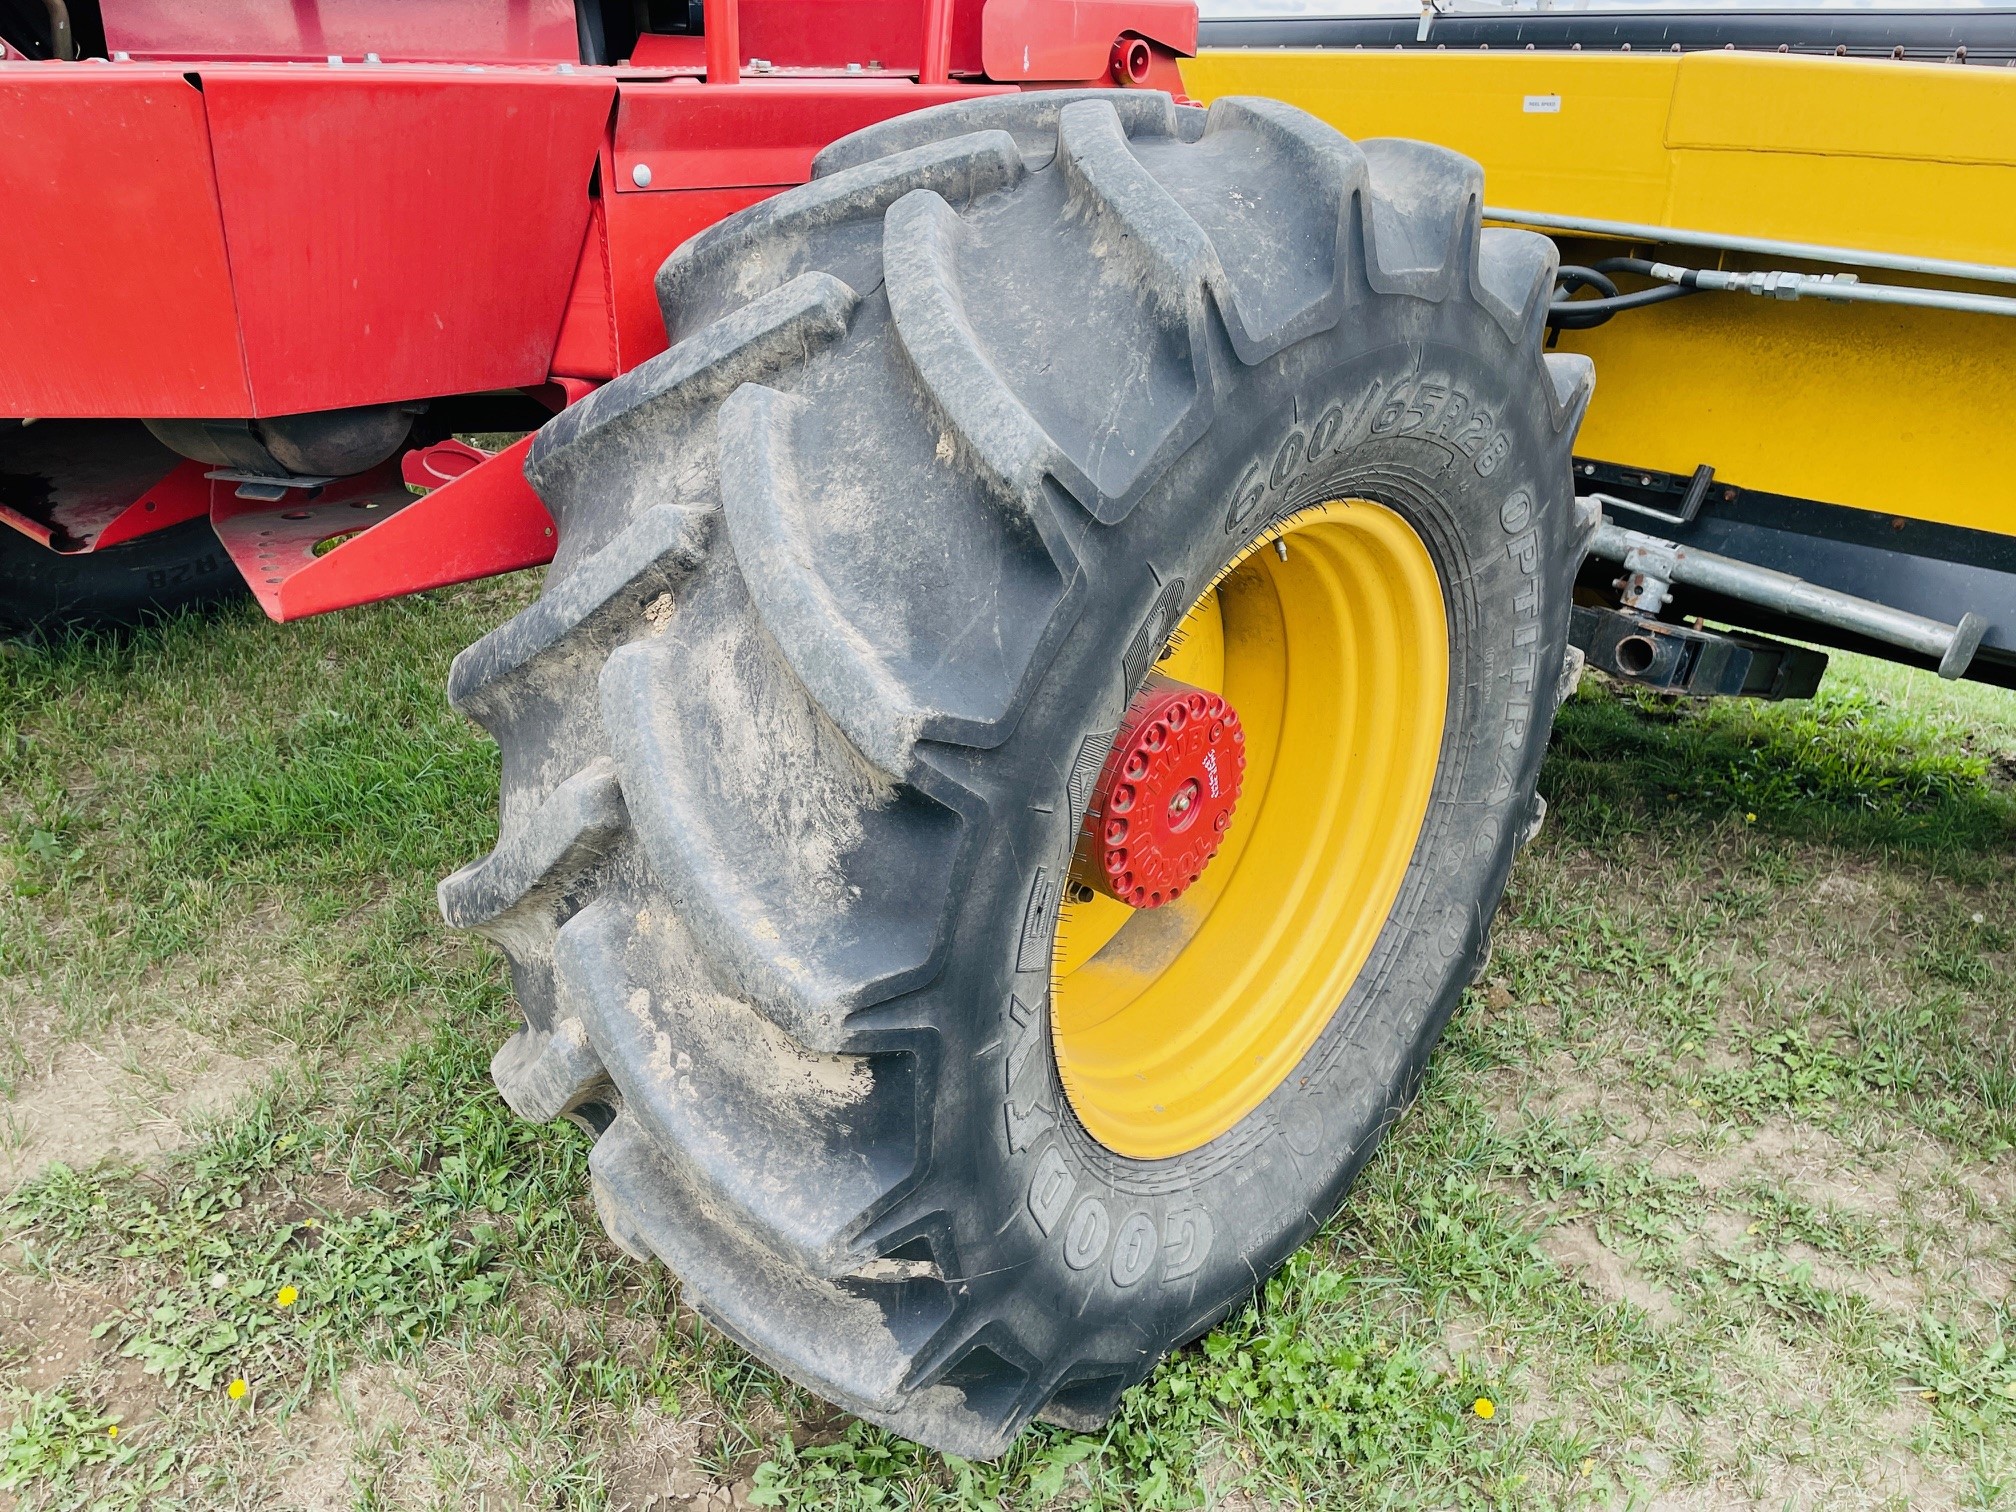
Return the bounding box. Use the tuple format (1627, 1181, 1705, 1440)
(1586, 518, 1987, 678)
(1485, 206, 2016, 288)
(1643, 262, 2016, 319)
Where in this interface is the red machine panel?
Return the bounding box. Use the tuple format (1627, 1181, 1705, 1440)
(612, 76, 1003, 192)
(604, 185, 776, 367)
(626, 0, 985, 74)
(0, 70, 251, 418)
(101, 0, 581, 64)
(200, 67, 613, 415)
(551, 200, 620, 379)
(981, 0, 1194, 81)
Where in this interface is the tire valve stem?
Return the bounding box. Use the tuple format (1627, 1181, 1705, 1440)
(1274, 538, 1288, 562)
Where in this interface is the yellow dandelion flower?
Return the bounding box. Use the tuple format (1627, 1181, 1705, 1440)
(1744, 812, 1757, 824)
(276, 1285, 299, 1308)
(1472, 1396, 1495, 1420)
(106, 1424, 118, 1439)
(227, 1378, 248, 1400)
(1581, 1457, 1595, 1477)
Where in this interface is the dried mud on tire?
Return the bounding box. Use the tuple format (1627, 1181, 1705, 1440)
(442, 89, 1593, 1456)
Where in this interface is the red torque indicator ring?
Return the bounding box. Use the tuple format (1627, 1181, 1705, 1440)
(1082, 679, 1245, 909)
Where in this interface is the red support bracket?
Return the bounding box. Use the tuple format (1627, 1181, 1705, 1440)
(210, 435, 555, 622)
(93, 461, 217, 550)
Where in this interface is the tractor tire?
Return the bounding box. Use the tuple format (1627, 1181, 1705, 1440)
(442, 90, 1594, 1458)
(0, 516, 245, 636)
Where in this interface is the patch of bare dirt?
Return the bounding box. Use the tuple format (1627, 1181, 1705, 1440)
(267, 1363, 427, 1512)
(1539, 1220, 1682, 1324)
(1647, 1119, 1853, 1192)
(0, 1026, 286, 1190)
(1782, 1244, 1923, 1314)
(0, 1271, 162, 1430)
(1638, 1437, 1961, 1512)
(602, 1409, 712, 1511)
(0, 1273, 102, 1398)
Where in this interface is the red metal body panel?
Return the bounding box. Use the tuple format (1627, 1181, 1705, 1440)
(551, 199, 620, 379)
(982, 0, 1194, 81)
(102, 0, 580, 64)
(604, 186, 773, 367)
(610, 77, 1004, 192)
(201, 69, 613, 416)
(6, 0, 1197, 614)
(628, 0, 985, 76)
(0, 71, 251, 418)
(209, 435, 552, 620)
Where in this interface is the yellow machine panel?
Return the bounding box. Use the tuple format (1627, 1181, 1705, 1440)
(1178, 50, 2016, 536)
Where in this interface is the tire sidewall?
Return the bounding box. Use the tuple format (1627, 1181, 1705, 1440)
(920, 313, 1574, 1393)
(0, 518, 244, 635)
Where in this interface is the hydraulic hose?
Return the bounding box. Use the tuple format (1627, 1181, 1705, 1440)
(1547, 259, 1700, 330)
(1550, 254, 2016, 327)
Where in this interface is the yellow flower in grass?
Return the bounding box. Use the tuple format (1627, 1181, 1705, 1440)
(1472, 1396, 1495, 1420)
(227, 1378, 248, 1401)
(106, 1424, 118, 1439)
(276, 1285, 299, 1308)
(1581, 1458, 1596, 1477)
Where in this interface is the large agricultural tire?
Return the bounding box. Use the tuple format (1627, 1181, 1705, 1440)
(0, 516, 245, 636)
(441, 90, 1594, 1457)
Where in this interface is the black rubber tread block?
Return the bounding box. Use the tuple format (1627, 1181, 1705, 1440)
(490, 1014, 610, 1125)
(595, 569, 961, 1051)
(435, 758, 629, 1042)
(718, 353, 1068, 770)
(811, 88, 1201, 178)
(443, 497, 714, 849)
(1357, 136, 1485, 300)
(587, 1108, 1005, 1457)
(879, 186, 1094, 520)
(1132, 95, 1366, 362)
(657, 133, 1025, 346)
(1544, 350, 1598, 437)
(1042, 98, 1222, 506)
(1474, 227, 1558, 349)
(875, 101, 1225, 528)
(526, 272, 860, 554)
(556, 897, 924, 1277)
(438, 759, 627, 932)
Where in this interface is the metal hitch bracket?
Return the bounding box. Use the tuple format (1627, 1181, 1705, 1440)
(1586, 515, 1988, 680)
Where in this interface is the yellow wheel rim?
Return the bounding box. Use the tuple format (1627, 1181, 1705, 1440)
(1050, 500, 1449, 1159)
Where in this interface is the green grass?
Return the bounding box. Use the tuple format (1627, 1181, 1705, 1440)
(1, 586, 2013, 1508)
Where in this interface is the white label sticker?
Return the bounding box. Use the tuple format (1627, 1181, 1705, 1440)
(1523, 94, 1562, 113)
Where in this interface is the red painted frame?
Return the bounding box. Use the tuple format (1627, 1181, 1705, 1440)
(2, 0, 1194, 619)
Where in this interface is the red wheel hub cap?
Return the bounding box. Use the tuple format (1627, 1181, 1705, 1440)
(1081, 679, 1246, 909)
